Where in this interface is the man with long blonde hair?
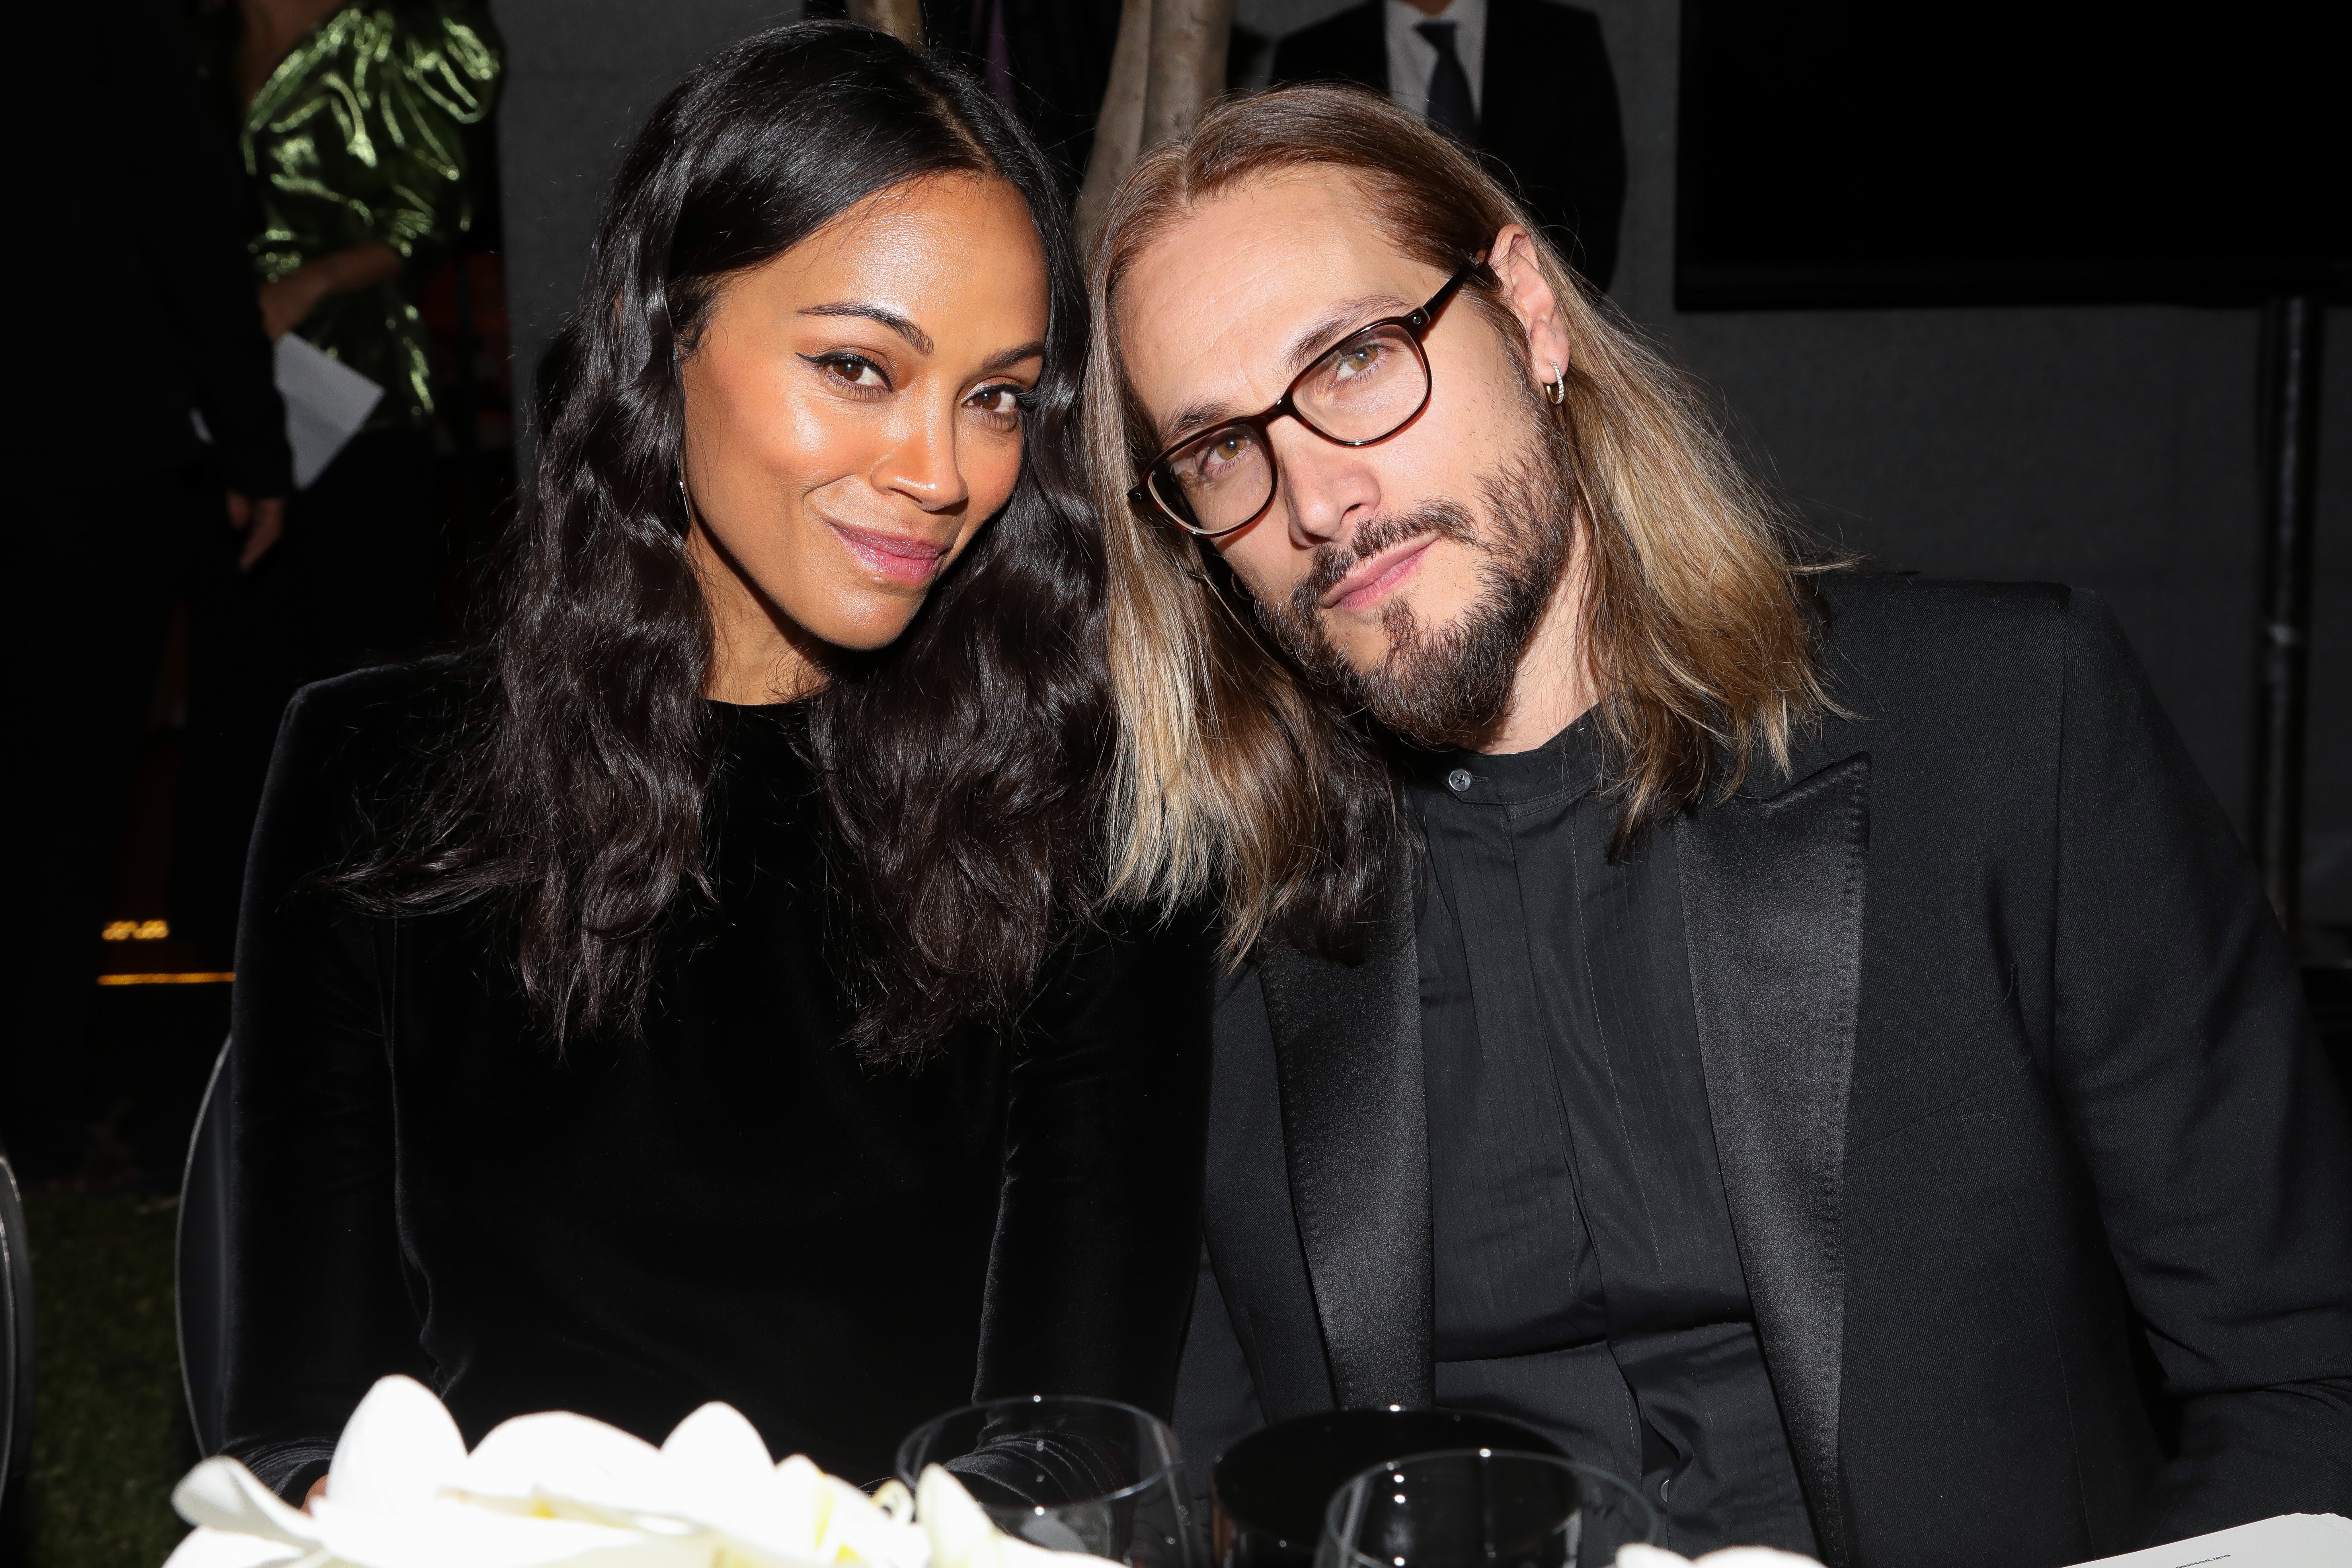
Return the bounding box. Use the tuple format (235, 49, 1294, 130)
(1086, 87, 2352, 1564)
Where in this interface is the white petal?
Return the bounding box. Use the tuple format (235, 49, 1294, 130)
(161, 1525, 312, 1568)
(659, 1404, 772, 1482)
(763, 1455, 826, 1550)
(1614, 1547, 1692, 1568)
(1613, 1548, 1694, 1568)
(915, 1466, 1110, 1568)
(329, 1376, 470, 1515)
(173, 1457, 325, 1548)
(653, 1404, 827, 1552)
(1689, 1550, 1824, 1568)
(917, 1465, 994, 1566)
(311, 1494, 667, 1568)
(460, 1412, 677, 1515)
(813, 1474, 928, 1568)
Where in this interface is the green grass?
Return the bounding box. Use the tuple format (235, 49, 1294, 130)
(10, 1191, 197, 1568)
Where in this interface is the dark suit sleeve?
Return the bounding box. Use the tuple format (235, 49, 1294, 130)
(2047, 590, 2352, 1533)
(221, 679, 431, 1499)
(974, 907, 1215, 1418)
(131, 0, 292, 498)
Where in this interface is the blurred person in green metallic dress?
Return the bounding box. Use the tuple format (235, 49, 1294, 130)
(175, 0, 502, 967)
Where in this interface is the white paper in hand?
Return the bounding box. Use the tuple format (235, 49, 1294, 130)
(2061, 1513, 2352, 1568)
(275, 333, 383, 488)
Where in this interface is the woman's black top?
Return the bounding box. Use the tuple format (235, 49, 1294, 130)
(221, 665, 1212, 1498)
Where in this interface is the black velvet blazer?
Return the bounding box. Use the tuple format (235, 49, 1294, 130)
(1174, 575, 2352, 1566)
(221, 665, 1213, 1499)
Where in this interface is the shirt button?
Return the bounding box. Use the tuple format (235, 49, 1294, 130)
(1446, 768, 1473, 793)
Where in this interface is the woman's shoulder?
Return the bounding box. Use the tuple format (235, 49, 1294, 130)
(273, 656, 479, 813)
(242, 658, 480, 916)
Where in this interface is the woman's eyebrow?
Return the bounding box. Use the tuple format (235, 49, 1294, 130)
(801, 301, 933, 355)
(980, 340, 1047, 375)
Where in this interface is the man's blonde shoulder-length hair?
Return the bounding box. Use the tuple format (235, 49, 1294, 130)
(1085, 86, 1843, 965)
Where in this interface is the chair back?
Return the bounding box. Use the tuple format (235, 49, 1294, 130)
(178, 1039, 234, 1458)
(0, 1144, 34, 1507)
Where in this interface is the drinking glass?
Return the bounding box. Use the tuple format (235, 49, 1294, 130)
(1316, 1450, 1659, 1568)
(898, 1394, 1197, 1568)
(1212, 1409, 1562, 1568)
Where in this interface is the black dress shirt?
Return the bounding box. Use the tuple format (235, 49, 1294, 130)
(1410, 718, 1816, 1556)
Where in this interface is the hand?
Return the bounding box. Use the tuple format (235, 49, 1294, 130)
(303, 1474, 329, 1513)
(257, 271, 329, 341)
(257, 241, 400, 340)
(226, 491, 287, 571)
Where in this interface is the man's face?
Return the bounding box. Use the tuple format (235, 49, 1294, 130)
(1116, 168, 1576, 747)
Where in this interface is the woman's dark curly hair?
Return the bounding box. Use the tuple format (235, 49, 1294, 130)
(343, 22, 1106, 1061)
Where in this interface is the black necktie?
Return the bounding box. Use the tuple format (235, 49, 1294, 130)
(1416, 20, 1478, 143)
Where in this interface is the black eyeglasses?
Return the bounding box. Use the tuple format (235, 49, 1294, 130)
(1129, 261, 1488, 538)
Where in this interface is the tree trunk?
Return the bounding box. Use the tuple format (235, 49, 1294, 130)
(1075, 0, 1232, 256)
(1139, 0, 1231, 152)
(1074, 0, 1155, 254)
(844, 0, 923, 48)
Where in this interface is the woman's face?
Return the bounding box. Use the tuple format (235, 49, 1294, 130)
(680, 174, 1049, 697)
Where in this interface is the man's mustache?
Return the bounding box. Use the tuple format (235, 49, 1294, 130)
(1287, 499, 1482, 620)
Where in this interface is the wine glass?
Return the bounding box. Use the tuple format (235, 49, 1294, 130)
(1212, 1409, 1562, 1568)
(898, 1394, 1197, 1568)
(1316, 1449, 1659, 1568)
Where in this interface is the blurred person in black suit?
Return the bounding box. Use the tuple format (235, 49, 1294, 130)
(1273, 0, 1625, 290)
(8, 0, 291, 1181)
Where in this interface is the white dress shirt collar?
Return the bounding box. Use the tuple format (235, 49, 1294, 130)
(1383, 0, 1490, 121)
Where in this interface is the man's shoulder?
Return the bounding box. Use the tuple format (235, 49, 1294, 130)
(1814, 571, 2076, 703)
(1817, 568, 2073, 629)
(1775, 572, 2096, 792)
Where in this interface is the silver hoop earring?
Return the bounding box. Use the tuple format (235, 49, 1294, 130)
(1545, 362, 1567, 406)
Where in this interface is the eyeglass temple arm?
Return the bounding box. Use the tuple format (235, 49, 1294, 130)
(1411, 258, 1489, 335)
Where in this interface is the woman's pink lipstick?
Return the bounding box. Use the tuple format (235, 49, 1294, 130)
(829, 521, 950, 585)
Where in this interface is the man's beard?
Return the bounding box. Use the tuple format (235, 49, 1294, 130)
(1253, 411, 1580, 750)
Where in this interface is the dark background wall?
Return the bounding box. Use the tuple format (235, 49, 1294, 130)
(497, 0, 805, 400)
(495, 0, 2350, 938)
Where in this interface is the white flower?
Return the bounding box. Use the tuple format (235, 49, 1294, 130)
(166, 1376, 1117, 1568)
(1617, 1544, 1827, 1568)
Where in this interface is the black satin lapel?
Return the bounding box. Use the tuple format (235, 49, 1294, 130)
(1677, 754, 1868, 1567)
(1255, 871, 1434, 1410)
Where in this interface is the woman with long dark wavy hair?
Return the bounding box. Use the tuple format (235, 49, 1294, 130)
(218, 22, 1209, 1500)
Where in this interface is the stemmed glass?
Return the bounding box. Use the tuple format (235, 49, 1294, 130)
(898, 1394, 1197, 1568)
(1316, 1450, 1660, 1568)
